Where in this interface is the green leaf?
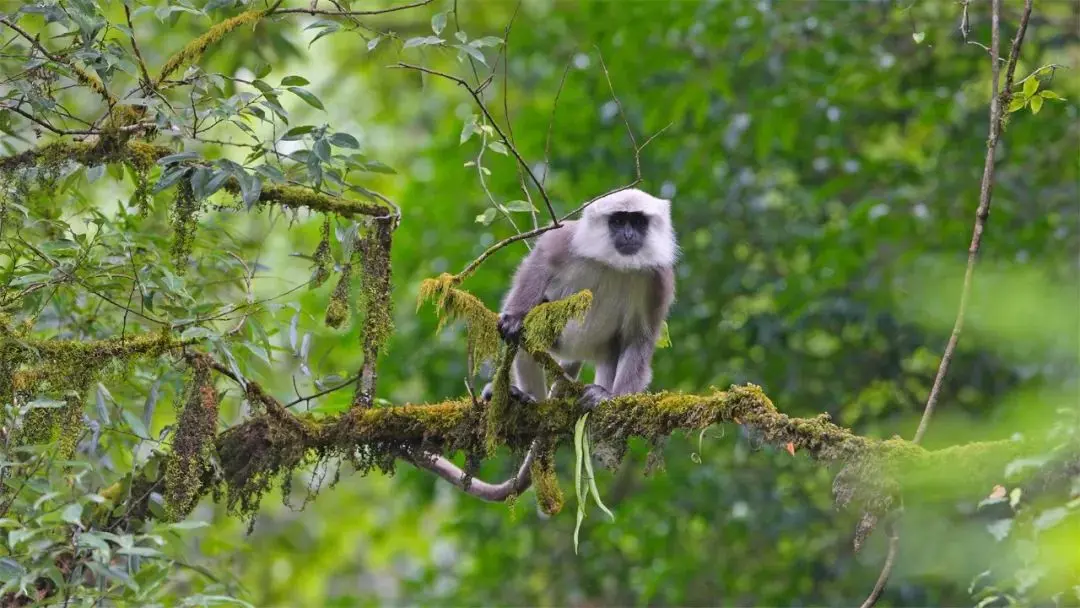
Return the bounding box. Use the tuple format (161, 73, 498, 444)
(282, 125, 315, 140)
(470, 36, 503, 48)
(358, 160, 396, 174)
(475, 208, 497, 225)
(167, 520, 210, 530)
(656, 320, 671, 348)
(156, 151, 199, 165)
(455, 43, 487, 65)
(403, 36, 443, 49)
(1039, 90, 1064, 101)
(253, 62, 272, 79)
(1007, 96, 1027, 113)
(911, 31, 925, 44)
(1023, 76, 1039, 98)
(287, 87, 325, 110)
(329, 132, 360, 149)
(280, 75, 309, 87)
(61, 503, 83, 525)
(122, 410, 150, 440)
(313, 138, 332, 162)
(504, 200, 535, 213)
(1030, 94, 1043, 114)
(487, 141, 509, 155)
(431, 11, 447, 35)
(460, 118, 477, 144)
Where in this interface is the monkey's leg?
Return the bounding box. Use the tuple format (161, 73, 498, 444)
(512, 349, 548, 402)
(547, 359, 582, 399)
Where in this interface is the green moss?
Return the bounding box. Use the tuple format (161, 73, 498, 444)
(417, 274, 499, 375)
(0, 141, 172, 175)
(356, 220, 395, 394)
(324, 252, 353, 329)
(310, 216, 332, 288)
(522, 290, 592, 353)
(156, 10, 268, 85)
(164, 360, 219, 522)
(226, 182, 393, 219)
(169, 175, 200, 270)
(531, 444, 564, 516)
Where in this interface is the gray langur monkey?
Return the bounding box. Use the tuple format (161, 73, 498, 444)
(480, 187, 677, 410)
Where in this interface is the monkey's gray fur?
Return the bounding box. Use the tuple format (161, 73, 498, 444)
(481, 187, 677, 410)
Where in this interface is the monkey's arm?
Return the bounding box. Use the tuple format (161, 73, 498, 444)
(497, 231, 567, 342)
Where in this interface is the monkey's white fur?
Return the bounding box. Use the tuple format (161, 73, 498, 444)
(569, 188, 678, 272)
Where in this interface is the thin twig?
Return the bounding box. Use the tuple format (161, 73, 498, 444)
(123, 3, 154, 92)
(275, 0, 434, 16)
(394, 62, 560, 226)
(542, 62, 572, 191)
(858, 521, 901, 608)
(595, 48, 641, 179)
(859, 1, 1033, 605)
(454, 181, 642, 281)
(913, 0, 1031, 445)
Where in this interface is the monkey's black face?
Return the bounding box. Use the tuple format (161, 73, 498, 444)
(607, 211, 649, 256)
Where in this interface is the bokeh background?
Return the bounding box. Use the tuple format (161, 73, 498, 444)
(2, 0, 1078, 606)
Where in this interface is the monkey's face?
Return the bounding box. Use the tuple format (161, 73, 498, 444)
(607, 211, 649, 256)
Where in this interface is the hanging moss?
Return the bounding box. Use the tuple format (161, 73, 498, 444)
(169, 174, 200, 271)
(531, 441, 564, 516)
(164, 359, 219, 522)
(357, 219, 394, 369)
(310, 216, 332, 288)
(417, 274, 500, 375)
(522, 290, 593, 353)
(324, 261, 352, 329)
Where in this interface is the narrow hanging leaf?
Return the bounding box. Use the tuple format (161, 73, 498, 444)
(583, 428, 614, 521)
(573, 413, 589, 554)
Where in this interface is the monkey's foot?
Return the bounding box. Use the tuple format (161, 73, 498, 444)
(578, 384, 611, 411)
(496, 312, 525, 344)
(479, 382, 536, 405)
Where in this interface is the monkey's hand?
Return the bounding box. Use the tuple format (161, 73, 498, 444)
(496, 312, 525, 344)
(479, 382, 536, 405)
(578, 384, 612, 411)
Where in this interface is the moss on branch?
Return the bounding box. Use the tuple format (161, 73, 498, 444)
(0, 140, 172, 174)
(183, 380, 1047, 529)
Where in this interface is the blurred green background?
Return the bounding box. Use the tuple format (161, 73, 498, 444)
(1, 0, 1078, 605)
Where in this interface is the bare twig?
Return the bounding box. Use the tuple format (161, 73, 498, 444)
(913, 0, 1031, 445)
(595, 48, 641, 179)
(858, 520, 901, 608)
(123, 3, 154, 92)
(394, 62, 560, 226)
(406, 444, 535, 501)
(454, 182, 642, 281)
(859, 1, 1033, 605)
(542, 62, 572, 191)
(275, 0, 434, 16)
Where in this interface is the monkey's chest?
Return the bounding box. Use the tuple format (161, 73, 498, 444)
(544, 263, 653, 360)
